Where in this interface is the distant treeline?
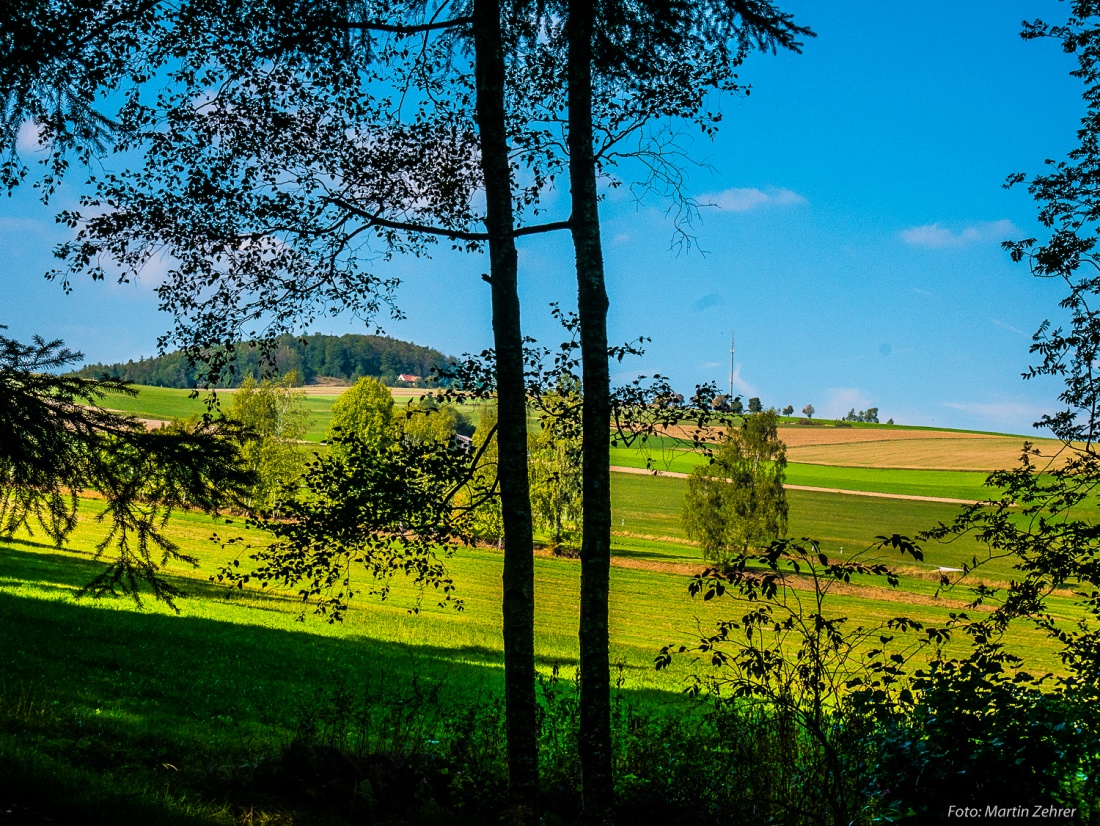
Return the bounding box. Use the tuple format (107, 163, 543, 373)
(75, 333, 451, 388)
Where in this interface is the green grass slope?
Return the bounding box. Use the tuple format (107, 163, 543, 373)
(0, 487, 1075, 822)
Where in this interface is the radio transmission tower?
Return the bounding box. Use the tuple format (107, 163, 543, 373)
(729, 331, 735, 400)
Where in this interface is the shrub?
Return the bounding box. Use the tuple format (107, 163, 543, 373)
(871, 644, 1100, 823)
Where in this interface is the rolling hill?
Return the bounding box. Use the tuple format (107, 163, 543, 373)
(75, 332, 452, 388)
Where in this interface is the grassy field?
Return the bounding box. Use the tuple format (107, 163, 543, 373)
(101, 384, 476, 443)
(610, 446, 996, 500)
(1, 469, 1079, 823)
(1, 492, 1066, 703)
(23, 381, 1076, 820)
(608, 472, 1031, 581)
(111, 385, 1061, 469)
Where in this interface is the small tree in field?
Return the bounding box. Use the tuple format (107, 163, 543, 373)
(748, 397, 762, 413)
(397, 396, 461, 447)
(227, 372, 307, 512)
(682, 409, 788, 565)
(802, 404, 815, 419)
(782, 405, 794, 416)
(528, 390, 583, 552)
(327, 377, 395, 455)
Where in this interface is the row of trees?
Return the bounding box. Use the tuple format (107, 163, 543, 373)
(706, 402, 887, 422)
(76, 333, 449, 389)
(842, 407, 879, 423)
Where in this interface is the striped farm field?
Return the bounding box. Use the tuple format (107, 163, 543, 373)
(783, 432, 1060, 471)
(607, 471, 1024, 580)
(633, 424, 1065, 472)
(609, 453, 996, 501)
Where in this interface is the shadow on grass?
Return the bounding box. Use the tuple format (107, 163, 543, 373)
(0, 543, 688, 823)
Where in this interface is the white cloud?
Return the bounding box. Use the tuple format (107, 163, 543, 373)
(731, 365, 758, 398)
(16, 121, 45, 153)
(823, 387, 873, 419)
(134, 252, 175, 288)
(702, 186, 807, 213)
(900, 219, 1018, 248)
(989, 317, 1029, 337)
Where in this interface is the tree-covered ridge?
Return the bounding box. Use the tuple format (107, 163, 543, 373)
(74, 333, 452, 389)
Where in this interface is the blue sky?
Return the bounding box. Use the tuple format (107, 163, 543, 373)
(0, 0, 1084, 435)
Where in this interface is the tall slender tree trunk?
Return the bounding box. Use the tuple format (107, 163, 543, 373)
(567, 1, 614, 820)
(472, 1, 539, 822)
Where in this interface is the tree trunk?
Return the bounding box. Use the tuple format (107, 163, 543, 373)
(567, 1, 614, 821)
(472, 1, 539, 822)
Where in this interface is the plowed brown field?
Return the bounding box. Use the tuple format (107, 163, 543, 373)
(657, 423, 1066, 471)
(781, 427, 1065, 471)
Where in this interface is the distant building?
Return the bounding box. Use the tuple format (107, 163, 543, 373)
(397, 373, 421, 383)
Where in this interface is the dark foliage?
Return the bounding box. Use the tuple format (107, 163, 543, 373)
(243, 668, 907, 826)
(0, 329, 253, 607)
(657, 533, 1099, 824)
(213, 424, 491, 618)
(657, 535, 939, 826)
(872, 642, 1098, 823)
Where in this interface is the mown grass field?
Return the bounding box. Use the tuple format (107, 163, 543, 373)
(102, 384, 481, 443)
(655, 421, 1064, 468)
(0, 491, 1067, 718)
(6, 383, 1082, 821)
(9, 524, 1062, 825)
(609, 472, 1027, 581)
(610, 446, 996, 500)
(1, 491, 1081, 823)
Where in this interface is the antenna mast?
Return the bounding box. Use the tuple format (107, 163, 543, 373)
(729, 331, 735, 401)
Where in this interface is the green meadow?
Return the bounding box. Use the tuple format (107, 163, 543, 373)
(0, 490, 1066, 721)
(111, 385, 1003, 498)
(103, 385, 343, 442)
(2, 382, 1083, 822)
(611, 445, 995, 500)
(103, 384, 487, 443)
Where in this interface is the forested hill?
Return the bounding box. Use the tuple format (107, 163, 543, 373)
(75, 333, 451, 388)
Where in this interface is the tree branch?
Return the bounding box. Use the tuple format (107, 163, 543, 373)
(330, 198, 569, 241)
(339, 18, 472, 34)
(514, 219, 571, 237)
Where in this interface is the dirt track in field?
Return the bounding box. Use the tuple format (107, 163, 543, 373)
(536, 546, 987, 610)
(609, 465, 985, 504)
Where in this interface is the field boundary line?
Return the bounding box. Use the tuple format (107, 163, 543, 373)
(609, 465, 983, 505)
